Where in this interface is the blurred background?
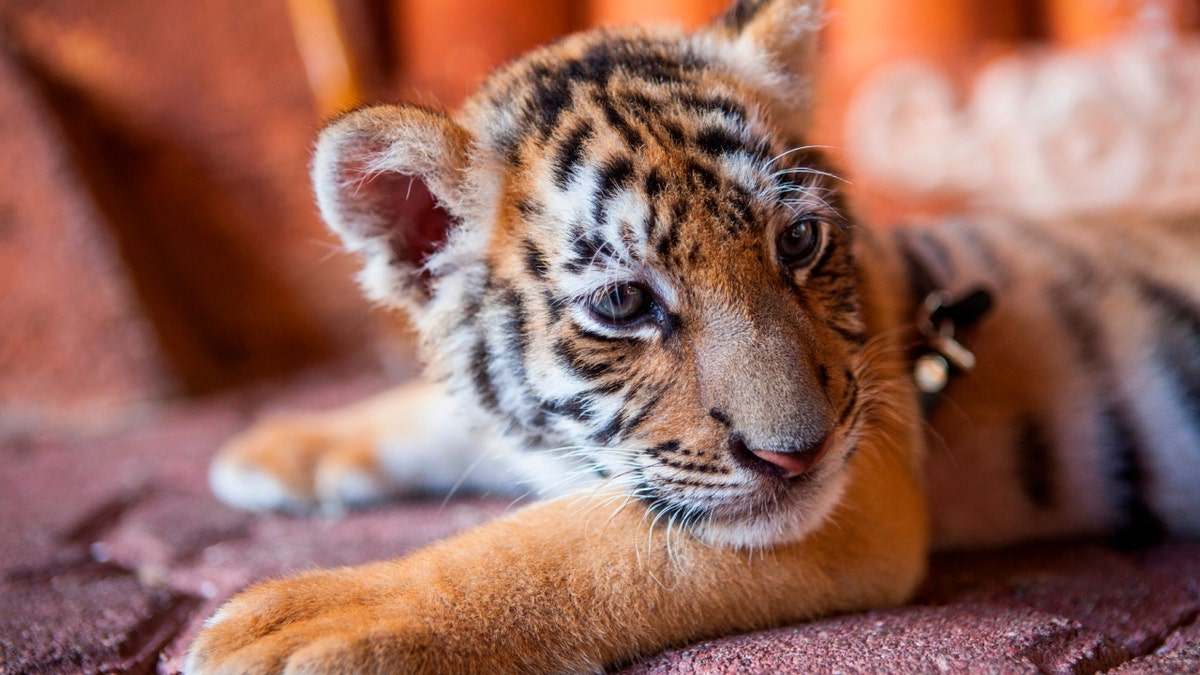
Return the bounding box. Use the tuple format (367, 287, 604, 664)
(2, 0, 1198, 436)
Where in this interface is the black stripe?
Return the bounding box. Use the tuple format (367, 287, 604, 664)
(730, 187, 756, 232)
(590, 416, 623, 445)
(1049, 283, 1105, 369)
(516, 198, 543, 219)
(657, 457, 726, 474)
(816, 364, 830, 389)
(552, 121, 593, 190)
(894, 227, 963, 309)
(523, 240, 551, 280)
(567, 234, 616, 273)
(525, 64, 575, 133)
(580, 39, 697, 87)
(468, 340, 500, 412)
(594, 156, 636, 223)
(1137, 277, 1200, 427)
(837, 379, 859, 427)
(827, 321, 867, 345)
(624, 91, 658, 115)
(575, 326, 625, 344)
(654, 202, 685, 261)
(1049, 281, 1164, 543)
(600, 98, 642, 148)
(1012, 220, 1102, 287)
(661, 121, 687, 147)
(644, 168, 667, 201)
(582, 380, 626, 398)
(1014, 414, 1056, 509)
(498, 286, 530, 376)
(950, 219, 1011, 288)
(540, 396, 589, 422)
(553, 339, 611, 378)
(695, 126, 749, 158)
(543, 290, 565, 324)
(618, 389, 665, 437)
(685, 160, 720, 191)
(1103, 403, 1166, 546)
(677, 93, 747, 124)
(914, 230, 954, 279)
(821, 280, 860, 317)
(709, 409, 732, 427)
(647, 440, 681, 456)
(632, 477, 659, 507)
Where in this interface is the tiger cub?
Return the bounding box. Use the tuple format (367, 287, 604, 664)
(189, 0, 1200, 672)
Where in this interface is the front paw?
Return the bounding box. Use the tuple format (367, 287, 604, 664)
(209, 417, 390, 515)
(186, 567, 433, 674)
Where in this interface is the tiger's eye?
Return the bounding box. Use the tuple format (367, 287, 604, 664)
(777, 218, 821, 264)
(589, 283, 650, 323)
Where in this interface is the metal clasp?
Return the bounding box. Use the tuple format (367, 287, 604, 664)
(913, 290, 979, 396)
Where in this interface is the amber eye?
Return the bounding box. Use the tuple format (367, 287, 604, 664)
(777, 218, 821, 265)
(589, 283, 651, 324)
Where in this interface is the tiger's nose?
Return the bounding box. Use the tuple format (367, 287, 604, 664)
(728, 433, 828, 479)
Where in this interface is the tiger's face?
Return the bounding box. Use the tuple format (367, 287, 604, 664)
(314, 1, 877, 547)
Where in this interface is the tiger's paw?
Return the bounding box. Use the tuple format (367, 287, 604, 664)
(208, 416, 390, 515)
(185, 569, 435, 675)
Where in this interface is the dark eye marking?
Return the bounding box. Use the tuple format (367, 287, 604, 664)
(588, 282, 652, 324)
(777, 217, 822, 267)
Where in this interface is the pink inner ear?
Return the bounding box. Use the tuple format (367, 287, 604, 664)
(378, 174, 452, 274)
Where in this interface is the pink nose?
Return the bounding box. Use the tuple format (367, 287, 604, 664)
(751, 443, 827, 479)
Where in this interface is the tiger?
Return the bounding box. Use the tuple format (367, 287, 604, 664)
(186, 0, 1200, 672)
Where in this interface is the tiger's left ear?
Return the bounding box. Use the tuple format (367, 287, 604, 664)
(708, 0, 826, 131)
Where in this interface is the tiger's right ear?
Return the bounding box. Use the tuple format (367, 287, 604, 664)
(708, 0, 826, 133)
(312, 105, 473, 313)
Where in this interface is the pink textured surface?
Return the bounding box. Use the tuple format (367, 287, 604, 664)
(1, 372, 1198, 674)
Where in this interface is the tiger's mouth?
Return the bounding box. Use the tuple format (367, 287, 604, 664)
(626, 427, 850, 548)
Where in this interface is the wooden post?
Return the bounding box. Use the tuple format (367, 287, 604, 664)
(286, 0, 363, 117)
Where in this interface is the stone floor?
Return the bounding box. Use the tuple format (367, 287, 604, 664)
(2, 371, 1198, 674)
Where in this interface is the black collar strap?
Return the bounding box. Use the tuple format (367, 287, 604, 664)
(913, 287, 993, 415)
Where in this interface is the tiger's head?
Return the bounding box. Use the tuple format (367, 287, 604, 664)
(313, 0, 888, 548)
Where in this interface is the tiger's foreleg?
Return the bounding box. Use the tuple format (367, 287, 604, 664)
(208, 378, 520, 513)
(188, 426, 928, 674)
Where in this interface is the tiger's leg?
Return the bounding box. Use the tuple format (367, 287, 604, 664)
(189, 428, 928, 674)
(209, 379, 520, 514)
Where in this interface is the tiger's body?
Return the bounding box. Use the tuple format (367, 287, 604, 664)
(188, 1, 1200, 672)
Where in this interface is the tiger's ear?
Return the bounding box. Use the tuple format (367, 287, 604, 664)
(312, 104, 473, 313)
(709, 0, 826, 130)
